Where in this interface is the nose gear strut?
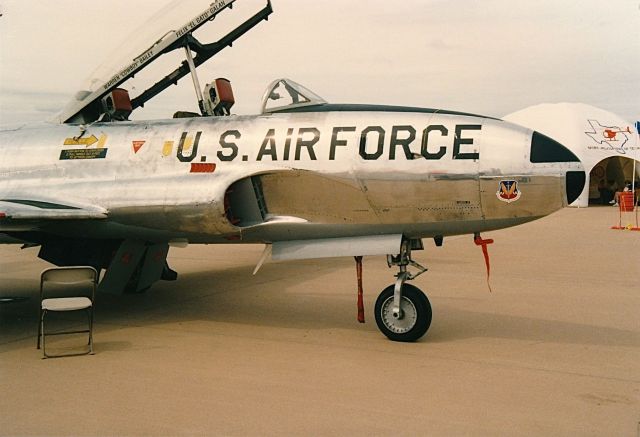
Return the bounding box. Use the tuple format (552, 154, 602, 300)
(371, 237, 432, 342)
(387, 239, 428, 319)
(353, 237, 433, 342)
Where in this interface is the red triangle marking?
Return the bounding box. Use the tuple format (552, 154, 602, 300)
(132, 140, 145, 153)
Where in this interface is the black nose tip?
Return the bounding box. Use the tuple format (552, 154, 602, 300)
(529, 131, 584, 204)
(566, 171, 586, 204)
(530, 131, 580, 163)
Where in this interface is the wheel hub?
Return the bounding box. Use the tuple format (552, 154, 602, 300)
(380, 296, 417, 334)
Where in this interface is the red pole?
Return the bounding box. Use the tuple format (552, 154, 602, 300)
(354, 256, 365, 323)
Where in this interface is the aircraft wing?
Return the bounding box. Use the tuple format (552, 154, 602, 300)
(0, 198, 107, 231)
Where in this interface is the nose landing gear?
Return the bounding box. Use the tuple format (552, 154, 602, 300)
(374, 239, 432, 342)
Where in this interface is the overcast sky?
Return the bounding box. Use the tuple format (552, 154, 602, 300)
(0, 0, 638, 124)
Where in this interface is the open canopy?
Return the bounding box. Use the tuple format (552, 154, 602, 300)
(55, 0, 272, 124)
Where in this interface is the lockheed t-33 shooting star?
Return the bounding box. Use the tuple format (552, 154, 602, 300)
(0, 0, 585, 341)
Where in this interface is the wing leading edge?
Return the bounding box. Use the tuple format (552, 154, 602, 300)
(0, 198, 107, 231)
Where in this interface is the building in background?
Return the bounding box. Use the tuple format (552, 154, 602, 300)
(505, 103, 639, 207)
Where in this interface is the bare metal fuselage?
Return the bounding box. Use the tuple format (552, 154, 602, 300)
(0, 109, 580, 245)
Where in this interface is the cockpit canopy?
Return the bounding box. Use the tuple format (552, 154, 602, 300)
(55, 0, 273, 124)
(260, 78, 327, 114)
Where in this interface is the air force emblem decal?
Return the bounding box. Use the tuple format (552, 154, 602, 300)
(497, 180, 521, 203)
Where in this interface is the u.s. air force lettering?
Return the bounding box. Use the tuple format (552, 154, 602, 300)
(211, 124, 482, 162)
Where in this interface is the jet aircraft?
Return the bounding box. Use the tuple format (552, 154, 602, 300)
(0, 0, 585, 341)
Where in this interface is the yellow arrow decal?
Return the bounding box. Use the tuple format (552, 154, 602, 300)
(64, 135, 99, 147)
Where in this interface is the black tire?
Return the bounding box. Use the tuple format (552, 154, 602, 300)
(374, 283, 432, 342)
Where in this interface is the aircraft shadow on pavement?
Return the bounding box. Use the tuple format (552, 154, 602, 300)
(427, 304, 640, 348)
(0, 258, 364, 353)
(2, 259, 638, 352)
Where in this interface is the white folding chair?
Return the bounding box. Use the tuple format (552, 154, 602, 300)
(37, 266, 97, 358)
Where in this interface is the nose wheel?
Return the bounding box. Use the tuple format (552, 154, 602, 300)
(374, 283, 432, 342)
(375, 238, 432, 342)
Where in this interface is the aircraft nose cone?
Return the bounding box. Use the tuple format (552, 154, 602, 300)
(529, 131, 585, 205)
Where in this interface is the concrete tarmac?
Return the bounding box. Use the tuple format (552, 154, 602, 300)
(1, 207, 639, 436)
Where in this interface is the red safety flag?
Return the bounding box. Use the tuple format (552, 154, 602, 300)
(474, 234, 494, 292)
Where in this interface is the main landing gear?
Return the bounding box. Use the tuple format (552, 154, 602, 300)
(374, 239, 432, 342)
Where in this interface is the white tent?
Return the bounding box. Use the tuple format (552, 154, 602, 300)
(504, 103, 639, 207)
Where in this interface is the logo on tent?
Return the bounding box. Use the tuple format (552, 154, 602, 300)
(584, 119, 631, 154)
